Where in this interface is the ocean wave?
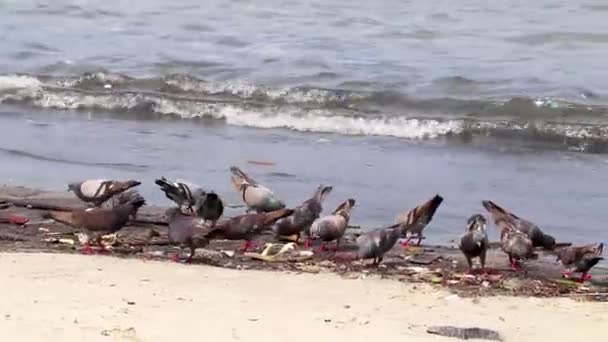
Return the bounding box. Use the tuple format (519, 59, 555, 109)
(2, 72, 608, 153)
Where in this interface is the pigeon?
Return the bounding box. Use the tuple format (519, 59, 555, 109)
(194, 192, 224, 227)
(46, 190, 146, 251)
(396, 194, 444, 247)
(271, 184, 332, 247)
(355, 223, 402, 266)
(166, 207, 211, 262)
(458, 214, 489, 273)
(557, 243, 603, 282)
(500, 224, 535, 270)
(155, 177, 205, 214)
(209, 208, 295, 251)
(309, 198, 355, 251)
(357, 197, 442, 265)
(230, 166, 285, 213)
(482, 200, 555, 250)
(67, 179, 141, 207)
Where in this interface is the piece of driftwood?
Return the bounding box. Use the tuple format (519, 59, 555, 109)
(488, 241, 571, 249)
(427, 326, 504, 341)
(131, 217, 168, 226)
(408, 255, 441, 265)
(120, 237, 171, 247)
(5, 199, 77, 212)
(0, 232, 27, 242)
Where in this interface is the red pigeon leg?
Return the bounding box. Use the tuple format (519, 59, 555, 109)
(81, 244, 95, 255)
(170, 252, 181, 262)
(239, 240, 252, 252)
(580, 273, 592, 282)
(400, 237, 412, 248)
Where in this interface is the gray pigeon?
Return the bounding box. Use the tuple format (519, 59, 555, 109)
(68, 179, 141, 207)
(271, 184, 332, 247)
(194, 192, 224, 227)
(557, 243, 603, 282)
(207, 208, 294, 251)
(356, 223, 402, 265)
(230, 166, 286, 213)
(458, 214, 489, 272)
(155, 177, 205, 214)
(46, 190, 146, 252)
(357, 196, 442, 265)
(482, 200, 555, 250)
(309, 198, 355, 251)
(166, 207, 211, 262)
(500, 224, 535, 270)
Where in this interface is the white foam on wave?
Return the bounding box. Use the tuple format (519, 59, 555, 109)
(0, 82, 461, 139)
(164, 77, 259, 97)
(217, 106, 463, 139)
(164, 76, 365, 104)
(0, 75, 42, 91)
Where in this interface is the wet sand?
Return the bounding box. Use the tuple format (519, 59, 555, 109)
(0, 252, 606, 342)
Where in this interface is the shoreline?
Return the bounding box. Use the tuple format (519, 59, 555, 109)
(0, 252, 606, 342)
(1, 184, 607, 303)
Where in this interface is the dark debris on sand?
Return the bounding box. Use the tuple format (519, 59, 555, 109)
(1, 185, 607, 302)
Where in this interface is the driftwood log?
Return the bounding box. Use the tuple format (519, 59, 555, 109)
(2, 199, 78, 212)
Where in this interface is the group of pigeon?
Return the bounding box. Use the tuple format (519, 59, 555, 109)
(48, 166, 604, 283)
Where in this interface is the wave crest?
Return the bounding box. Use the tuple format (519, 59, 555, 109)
(2, 71, 608, 153)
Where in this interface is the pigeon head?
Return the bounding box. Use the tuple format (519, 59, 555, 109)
(67, 183, 78, 192)
(205, 192, 220, 201)
(466, 214, 487, 232)
(541, 233, 556, 250)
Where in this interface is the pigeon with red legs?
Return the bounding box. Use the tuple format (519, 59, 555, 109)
(458, 214, 489, 273)
(45, 190, 146, 254)
(395, 194, 443, 247)
(272, 185, 333, 247)
(557, 243, 603, 283)
(310, 198, 355, 252)
(210, 208, 294, 252)
(500, 224, 535, 271)
(482, 200, 556, 250)
(166, 207, 211, 263)
(357, 197, 442, 265)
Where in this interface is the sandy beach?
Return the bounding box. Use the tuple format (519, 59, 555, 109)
(0, 253, 605, 342)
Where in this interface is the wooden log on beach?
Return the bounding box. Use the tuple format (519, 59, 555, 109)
(488, 241, 571, 250)
(131, 217, 168, 226)
(2, 199, 78, 212)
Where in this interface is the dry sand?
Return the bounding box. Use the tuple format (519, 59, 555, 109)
(0, 253, 605, 342)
